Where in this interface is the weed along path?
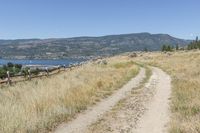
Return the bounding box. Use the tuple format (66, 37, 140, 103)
(87, 67, 171, 133)
(54, 68, 146, 133)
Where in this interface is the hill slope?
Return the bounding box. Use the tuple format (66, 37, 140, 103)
(0, 33, 188, 59)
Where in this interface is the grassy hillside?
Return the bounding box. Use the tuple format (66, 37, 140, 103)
(0, 56, 139, 132)
(0, 50, 199, 133)
(135, 50, 200, 133)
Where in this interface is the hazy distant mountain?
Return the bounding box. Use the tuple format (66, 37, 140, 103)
(0, 33, 189, 59)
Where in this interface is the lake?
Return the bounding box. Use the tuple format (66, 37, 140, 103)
(0, 59, 86, 68)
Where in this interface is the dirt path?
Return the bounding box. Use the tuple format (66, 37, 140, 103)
(87, 67, 171, 133)
(134, 68, 171, 133)
(54, 68, 146, 133)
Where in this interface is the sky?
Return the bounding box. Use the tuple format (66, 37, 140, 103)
(0, 0, 199, 39)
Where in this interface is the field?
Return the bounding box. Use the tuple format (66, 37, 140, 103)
(135, 50, 200, 133)
(1, 50, 200, 133)
(0, 56, 139, 133)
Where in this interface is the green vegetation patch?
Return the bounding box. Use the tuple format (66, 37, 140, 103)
(112, 61, 134, 69)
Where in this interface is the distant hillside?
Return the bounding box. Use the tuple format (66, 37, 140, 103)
(0, 33, 189, 59)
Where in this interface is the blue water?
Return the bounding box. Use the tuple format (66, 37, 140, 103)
(0, 59, 85, 67)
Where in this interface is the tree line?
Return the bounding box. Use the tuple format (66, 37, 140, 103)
(0, 62, 40, 79)
(187, 39, 200, 50)
(161, 44, 179, 52)
(161, 36, 200, 51)
(187, 36, 200, 50)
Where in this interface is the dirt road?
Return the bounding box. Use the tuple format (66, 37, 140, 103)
(87, 67, 171, 133)
(134, 68, 171, 133)
(54, 68, 146, 133)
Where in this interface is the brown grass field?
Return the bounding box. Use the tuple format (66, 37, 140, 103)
(0, 50, 200, 133)
(135, 50, 200, 133)
(0, 56, 139, 133)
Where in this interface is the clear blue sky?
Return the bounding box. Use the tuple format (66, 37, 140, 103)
(0, 0, 199, 39)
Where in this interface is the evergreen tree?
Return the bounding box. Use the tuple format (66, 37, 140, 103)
(162, 45, 166, 51)
(176, 44, 179, 50)
(171, 45, 174, 50)
(167, 45, 171, 51)
(196, 36, 198, 42)
(144, 47, 148, 52)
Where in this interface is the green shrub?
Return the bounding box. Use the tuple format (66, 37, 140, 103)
(0, 68, 7, 79)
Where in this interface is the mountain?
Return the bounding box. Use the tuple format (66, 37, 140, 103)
(0, 33, 189, 59)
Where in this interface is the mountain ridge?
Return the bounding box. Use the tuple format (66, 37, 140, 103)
(0, 33, 189, 59)
(0, 32, 188, 41)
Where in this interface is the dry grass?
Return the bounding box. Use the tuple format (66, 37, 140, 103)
(135, 51, 200, 133)
(0, 56, 139, 133)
